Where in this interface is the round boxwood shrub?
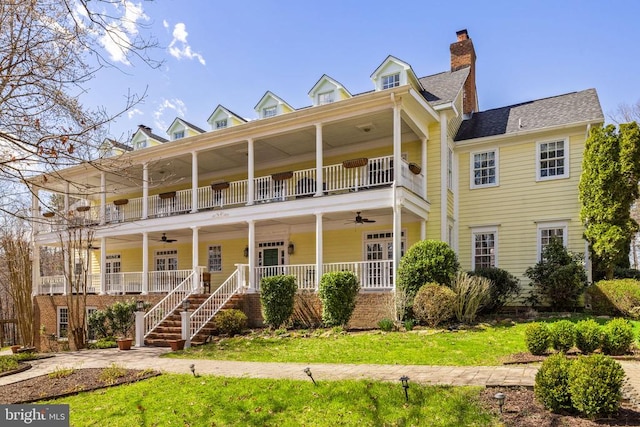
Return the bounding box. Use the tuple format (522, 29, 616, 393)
(602, 318, 635, 356)
(575, 319, 602, 354)
(550, 320, 576, 352)
(412, 283, 456, 328)
(318, 271, 360, 327)
(525, 322, 550, 355)
(397, 240, 459, 312)
(469, 267, 520, 314)
(260, 275, 297, 329)
(213, 309, 248, 336)
(569, 354, 625, 418)
(534, 353, 573, 412)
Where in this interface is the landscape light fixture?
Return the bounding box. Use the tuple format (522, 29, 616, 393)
(400, 376, 410, 402)
(288, 242, 295, 255)
(136, 300, 145, 312)
(494, 392, 506, 413)
(304, 367, 316, 385)
(182, 299, 190, 312)
(190, 364, 196, 377)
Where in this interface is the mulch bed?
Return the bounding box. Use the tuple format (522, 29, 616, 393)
(0, 368, 160, 404)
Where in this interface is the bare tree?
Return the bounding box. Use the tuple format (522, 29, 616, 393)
(0, 0, 160, 215)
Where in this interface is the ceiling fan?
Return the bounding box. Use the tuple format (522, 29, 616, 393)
(158, 233, 177, 243)
(347, 212, 376, 224)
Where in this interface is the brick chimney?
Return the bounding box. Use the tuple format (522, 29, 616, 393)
(450, 29, 478, 115)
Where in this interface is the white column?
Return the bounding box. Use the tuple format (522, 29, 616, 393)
(99, 237, 107, 295)
(142, 163, 149, 219)
(439, 111, 448, 242)
(135, 311, 145, 347)
(191, 151, 199, 213)
(142, 232, 149, 294)
(64, 181, 70, 217)
(191, 226, 200, 292)
(420, 220, 426, 240)
(31, 187, 40, 234)
(100, 172, 106, 225)
(181, 310, 191, 349)
(315, 124, 324, 197)
(393, 205, 402, 291)
(315, 213, 323, 290)
(247, 139, 255, 205)
(247, 220, 256, 292)
(32, 243, 40, 296)
(393, 103, 402, 185)
(421, 137, 428, 199)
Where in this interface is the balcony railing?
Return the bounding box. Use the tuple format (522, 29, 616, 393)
(39, 155, 424, 231)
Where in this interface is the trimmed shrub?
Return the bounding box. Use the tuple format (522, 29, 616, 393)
(575, 319, 602, 354)
(450, 272, 491, 324)
(602, 317, 635, 356)
(469, 267, 520, 314)
(412, 283, 455, 328)
(213, 309, 248, 336)
(524, 239, 587, 310)
(260, 275, 297, 329)
(397, 240, 459, 312)
(403, 319, 415, 331)
(535, 353, 573, 412)
(587, 279, 640, 318)
(377, 318, 395, 332)
(525, 322, 550, 355)
(88, 337, 117, 349)
(614, 267, 640, 280)
(550, 320, 576, 352)
(318, 271, 360, 327)
(569, 355, 625, 418)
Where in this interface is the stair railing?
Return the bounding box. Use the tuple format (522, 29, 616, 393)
(144, 270, 195, 338)
(189, 267, 243, 339)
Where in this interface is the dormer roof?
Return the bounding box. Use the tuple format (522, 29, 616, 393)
(308, 74, 352, 106)
(207, 105, 247, 130)
(130, 124, 168, 150)
(166, 118, 205, 140)
(99, 138, 133, 157)
(370, 55, 424, 92)
(254, 91, 294, 118)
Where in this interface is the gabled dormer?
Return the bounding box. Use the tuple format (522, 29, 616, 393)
(370, 55, 424, 92)
(166, 118, 205, 141)
(98, 138, 133, 158)
(254, 91, 294, 119)
(207, 105, 247, 131)
(130, 125, 168, 150)
(308, 75, 352, 106)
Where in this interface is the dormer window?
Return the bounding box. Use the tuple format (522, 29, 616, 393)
(215, 119, 228, 129)
(318, 91, 334, 105)
(263, 106, 277, 118)
(135, 141, 147, 150)
(382, 73, 400, 89)
(173, 130, 185, 140)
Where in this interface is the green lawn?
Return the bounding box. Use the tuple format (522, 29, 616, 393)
(47, 374, 499, 426)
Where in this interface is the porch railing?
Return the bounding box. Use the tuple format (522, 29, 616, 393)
(148, 269, 193, 293)
(143, 270, 196, 338)
(189, 266, 245, 340)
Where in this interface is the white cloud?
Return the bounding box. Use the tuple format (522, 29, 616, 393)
(153, 98, 187, 132)
(163, 19, 169, 29)
(100, 23, 132, 66)
(167, 23, 206, 66)
(96, 1, 149, 65)
(127, 108, 143, 119)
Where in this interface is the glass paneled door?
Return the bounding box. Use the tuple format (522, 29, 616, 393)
(155, 249, 178, 292)
(256, 241, 286, 285)
(105, 254, 121, 293)
(364, 231, 405, 288)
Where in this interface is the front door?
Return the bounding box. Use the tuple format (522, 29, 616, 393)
(256, 241, 285, 285)
(364, 231, 405, 288)
(105, 254, 121, 293)
(155, 249, 178, 292)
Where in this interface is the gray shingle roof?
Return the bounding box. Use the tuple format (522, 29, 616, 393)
(455, 89, 603, 141)
(418, 67, 470, 106)
(138, 125, 168, 143)
(179, 119, 206, 133)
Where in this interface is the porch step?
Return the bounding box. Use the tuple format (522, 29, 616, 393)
(144, 294, 243, 347)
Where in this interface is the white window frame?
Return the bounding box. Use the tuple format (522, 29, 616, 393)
(318, 91, 334, 105)
(471, 226, 498, 270)
(173, 130, 185, 140)
(215, 119, 227, 129)
(57, 306, 69, 339)
(470, 149, 499, 189)
(208, 245, 222, 272)
(537, 221, 568, 260)
(536, 138, 569, 181)
(382, 73, 400, 89)
(262, 106, 277, 118)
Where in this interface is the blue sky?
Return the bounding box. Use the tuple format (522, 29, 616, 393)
(91, 0, 640, 142)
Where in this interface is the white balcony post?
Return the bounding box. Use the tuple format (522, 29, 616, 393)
(135, 310, 145, 347)
(439, 111, 448, 241)
(393, 102, 402, 186)
(31, 187, 40, 234)
(315, 123, 324, 197)
(191, 151, 199, 213)
(99, 237, 107, 295)
(32, 243, 40, 296)
(142, 232, 149, 294)
(315, 213, 323, 290)
(421, 136, 428, 199)
(393, 205, 402, 290)
(142, 163, 149, 219)
(247, 219, 256, 292)
(100, 172, 106, 225)
(191, 226, 200, 292)
(247, 138, 255, 206)
(181, 310, 191, 349)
